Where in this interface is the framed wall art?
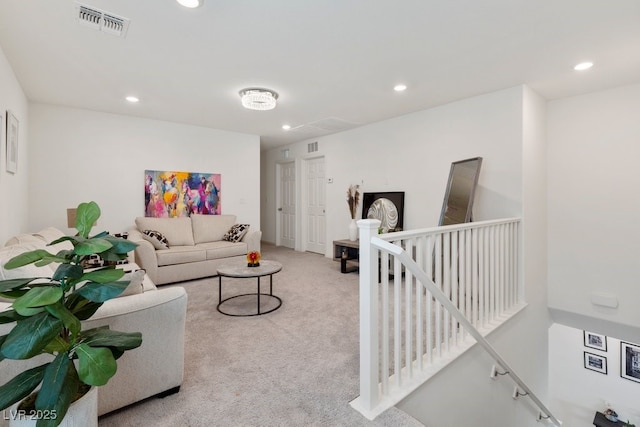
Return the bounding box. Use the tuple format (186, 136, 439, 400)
(620, 341, 640, 383)
(584, 330, 607, 352)
(361, 191, 405, 233)
(6, 110, 18, 174)
(584, 351, 607, 375)
(145, 170, 221, 218)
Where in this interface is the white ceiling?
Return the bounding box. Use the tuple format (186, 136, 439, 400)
(0, 0, 639, 150)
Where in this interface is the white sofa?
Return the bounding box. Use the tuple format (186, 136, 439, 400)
(0, 227, 188, 423)
(128, 214, 261, 285)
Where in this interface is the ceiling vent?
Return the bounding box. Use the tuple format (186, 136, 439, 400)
(75, 2, 130, 37)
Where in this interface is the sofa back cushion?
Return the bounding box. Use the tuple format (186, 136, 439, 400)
(0, 244, 56, 281)
(135, 217, 195, 246)
(191, 214, 237, 244)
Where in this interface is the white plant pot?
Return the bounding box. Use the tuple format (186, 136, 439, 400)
(8, 386, 97, 427)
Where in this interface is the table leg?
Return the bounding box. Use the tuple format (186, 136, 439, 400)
(257, 276, 261, 314)
(269, 273, 273, 295)
(218, 276, 222, 302)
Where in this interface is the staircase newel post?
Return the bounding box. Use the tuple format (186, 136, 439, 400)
(357, 218, 381, 412)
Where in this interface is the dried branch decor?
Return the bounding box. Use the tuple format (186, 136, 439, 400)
(346, 185, 360, 220)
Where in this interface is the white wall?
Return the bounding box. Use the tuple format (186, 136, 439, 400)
(547, 84, 640, 333)
(262, 86, 524, 257)
(0, 46, 30, 245)
(549, 323, 640, 426)
(28, 104, 260, 235)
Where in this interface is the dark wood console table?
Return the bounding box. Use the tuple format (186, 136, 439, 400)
(333, 239, 359, 273)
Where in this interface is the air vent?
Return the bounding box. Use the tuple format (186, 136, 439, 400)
(75, 2, 130, 37)
(308, 141, 319, 153)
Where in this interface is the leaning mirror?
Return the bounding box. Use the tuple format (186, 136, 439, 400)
(438, 157, 483, 226)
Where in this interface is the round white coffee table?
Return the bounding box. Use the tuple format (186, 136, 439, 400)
(216, 260, 282, 316)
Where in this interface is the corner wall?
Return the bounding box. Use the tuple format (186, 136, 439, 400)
(0, 45, 29, 244)
(28, 104, 260, 235)
(547, 83, 640, 333)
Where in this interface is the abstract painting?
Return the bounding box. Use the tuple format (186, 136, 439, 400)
(145, 170, 221, 218)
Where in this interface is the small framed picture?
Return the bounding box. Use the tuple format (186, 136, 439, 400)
(584, 330, 607, 351)
(6, 110, 18, 174)
(584, 351, 607, 375)
(620, 341, 640, 383)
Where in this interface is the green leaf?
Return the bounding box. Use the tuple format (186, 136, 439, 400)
(0, 289, 29, 299)
(75, 281, 128, 303)
(45, 302, 81, 338)
(0, 277, 47, 293)
(52, 264, 83, 282)
(13, 287, 63, 315)
(82, 268, 124, 284)
(75, 201, 101, 238)
(0, 364, 47, 411)
(65, 294, 103, 321)
(0, 309, 26, 324)
(76, 344, 116, 386)
(3, 249, 51, 269)
(33, 254, 68, 267)
(74, 238, 113, 256)
(1, 312, 63, 359)
(101, 236, 138, 254)
(43, 335, 70, 355)
(35, 352, 79, 427)
(81, 327, 142, 352)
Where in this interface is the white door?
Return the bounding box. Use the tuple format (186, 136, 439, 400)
(305, 157, 326, 254)
(278, 162, 296, 249)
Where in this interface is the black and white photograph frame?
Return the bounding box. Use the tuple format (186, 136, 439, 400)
(584, 330, 607, 352)
(584, 351, 608, 375)
(6, 110, 18, 174)
(620, 341, 640, 383)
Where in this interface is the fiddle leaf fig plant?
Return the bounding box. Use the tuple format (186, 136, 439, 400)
(0, 201, 142, 427)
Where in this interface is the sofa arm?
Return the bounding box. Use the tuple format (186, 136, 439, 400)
(128, 228, 160, 284)
(243, 229, 262, 253)
(83, 287, 188, 415)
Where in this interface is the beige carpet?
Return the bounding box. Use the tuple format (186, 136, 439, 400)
(98, 243, 422, 427)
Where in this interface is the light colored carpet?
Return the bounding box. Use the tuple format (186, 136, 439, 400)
(98, 243, 423, 427)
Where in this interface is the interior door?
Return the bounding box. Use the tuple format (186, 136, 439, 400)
(278, 161, 295, 249)
(305, 157, 326, 254)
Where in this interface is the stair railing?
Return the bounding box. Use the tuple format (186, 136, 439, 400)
(351, 218, 561, 426)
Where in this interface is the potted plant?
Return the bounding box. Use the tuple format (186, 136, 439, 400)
(0, 201, 142, 427)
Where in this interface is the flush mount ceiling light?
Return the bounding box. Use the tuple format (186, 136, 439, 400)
(574, 61, 594, 71)
(177, 0, 202, 8)
(125, 95, 139, 103)
(239, 88, 279, 111)
(394, 84, 407, 92)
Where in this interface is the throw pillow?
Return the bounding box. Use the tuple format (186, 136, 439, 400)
(222, 224, 250, 243)
(118, 269, 146, 297)
(141, 230, 170, 250)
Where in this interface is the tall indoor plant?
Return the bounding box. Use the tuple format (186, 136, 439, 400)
(0, 201, 142, 427)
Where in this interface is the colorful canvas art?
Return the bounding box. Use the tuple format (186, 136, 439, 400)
(145, 170, 221, 218)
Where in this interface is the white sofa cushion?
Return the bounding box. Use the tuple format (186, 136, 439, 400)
(191, 214, 236, 244)
(156, 246, 206, 267)
(135, 217, 195, 246)
(197, 241, 247, 260)
(0, 244, 55, 280)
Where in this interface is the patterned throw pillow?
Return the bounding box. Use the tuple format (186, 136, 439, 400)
(141, 230, 170, 250)
(222, 224, 250, 243)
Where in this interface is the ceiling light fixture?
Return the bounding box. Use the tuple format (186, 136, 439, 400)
(239, 88, 279, 111)
(394, 84, 407, 92)
(125, 96, 139, 103)
(282, 124, 291, 130)
(574, 61, 594, 71)
(176, 0, 203, 8)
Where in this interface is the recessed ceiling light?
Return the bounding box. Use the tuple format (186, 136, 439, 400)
(574, 62, 594, 71)
(125, 96, 139, 103)
(177, 0, 202, 8)
(282, 124, 291, 131)
(394, 84, 407, 92)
